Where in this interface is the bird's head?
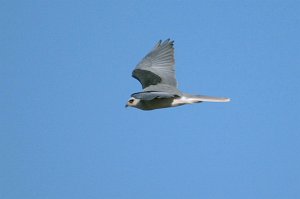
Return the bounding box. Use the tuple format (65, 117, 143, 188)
(125, 97, 140, 108)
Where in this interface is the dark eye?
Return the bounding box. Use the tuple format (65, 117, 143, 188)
(129, 99, 134, 103)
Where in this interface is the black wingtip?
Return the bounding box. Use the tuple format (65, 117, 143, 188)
(156, 39, 173, 49)
(157, 38, 174, 46)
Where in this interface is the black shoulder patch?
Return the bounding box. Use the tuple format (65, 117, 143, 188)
(132, 69, 161, 89)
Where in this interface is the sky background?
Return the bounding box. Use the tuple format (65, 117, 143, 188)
(1, 0, 300, 198)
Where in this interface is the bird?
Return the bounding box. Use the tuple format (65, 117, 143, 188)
(126, 39, 230, 110)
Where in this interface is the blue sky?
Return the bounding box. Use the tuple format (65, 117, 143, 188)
(1, 1, 300, 198)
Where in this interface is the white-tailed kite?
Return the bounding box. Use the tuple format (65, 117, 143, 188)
(126, 39, 230, 110)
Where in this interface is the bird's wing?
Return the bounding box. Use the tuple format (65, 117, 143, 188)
(131, 91, 178, 101)
(132, 39, 177, 89)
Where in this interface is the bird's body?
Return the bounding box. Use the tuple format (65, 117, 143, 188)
(126, 39, 230, 110)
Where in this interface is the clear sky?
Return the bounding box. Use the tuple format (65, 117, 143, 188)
(1, 1, 300, 198)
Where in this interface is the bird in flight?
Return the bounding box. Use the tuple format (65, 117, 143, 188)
(126, 39, 230, 110)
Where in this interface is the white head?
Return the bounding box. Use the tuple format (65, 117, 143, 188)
(125, 97, 140, 108)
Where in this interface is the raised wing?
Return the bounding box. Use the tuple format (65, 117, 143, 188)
(132, 39, 177, 89)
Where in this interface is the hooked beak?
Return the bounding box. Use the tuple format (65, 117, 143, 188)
(125, 104, 128, 108)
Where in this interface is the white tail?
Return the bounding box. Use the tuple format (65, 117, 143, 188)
(193, 95, 230, 102)
(172, 95, 230, 106)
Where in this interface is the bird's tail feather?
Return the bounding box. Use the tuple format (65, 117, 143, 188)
(182, 94, 230, 103)
(193, 95, 230, 102)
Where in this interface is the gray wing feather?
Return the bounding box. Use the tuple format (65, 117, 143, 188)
(144, 84, 182, 96)
(132, 39, 177, 89)
(131, 91, 177, 101)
